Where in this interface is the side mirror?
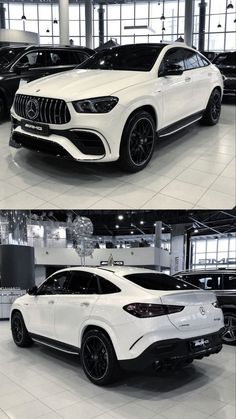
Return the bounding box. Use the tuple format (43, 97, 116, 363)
(14, 63, 30, 75)
(27, 285, 38, 295)
(164, 64, 184, 76)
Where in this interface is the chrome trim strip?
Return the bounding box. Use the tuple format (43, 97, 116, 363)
(159, 116, 202, 138)
(32, 338, 79, 355)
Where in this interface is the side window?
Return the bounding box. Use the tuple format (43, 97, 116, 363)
(183, 49, 200, 70)
(223, 275, 236, 290)
(38, 272, 69, 295)
(17, 51, 47, 68)
(49, 50, 75, 66)
(67, 271, 99, 294)
(160, 48, 185, 74)
(195, 275, 221, 290)
(197, 53, 210, 67)
(97, 276, 121, 294)
(73, 51, 90, 64)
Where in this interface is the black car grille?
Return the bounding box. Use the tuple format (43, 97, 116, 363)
(14, 94, 71, 125)
(12, 131, 71, 158)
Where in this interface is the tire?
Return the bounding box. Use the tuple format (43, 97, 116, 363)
(0, 95, 6, 121)
(81, 329, 120, 385)
(221, 312, 236, 346)
(201, 88, 222, 126)
(11, 311, 33, 348)
(118, 110, 156, 173)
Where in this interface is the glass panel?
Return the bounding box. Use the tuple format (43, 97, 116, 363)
(9, 3, 22, 19)
(70, 21, 80, 37)
(24, 4, 38, 20)
(135, 3, 148, 19)
(24, 21, 38, 34)
(207, 239, 217, 252)
(209, 33, 225, 51)
(122, 3, 134, 20)
(225, 33, 236, 50)
(218, 238, 229, 252)
(108, 20, 120, 37)
(38, 5, 51, 20)
(69, 4, 79, 20)
(196, 240, 206, 253)
(229, 237, 236, 252)
(9, 20, 24, 31)
(108, 4, 120, 20)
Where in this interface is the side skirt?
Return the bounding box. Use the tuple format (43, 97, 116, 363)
(29, 333, 79, 355)
(157, 110, 204, 138)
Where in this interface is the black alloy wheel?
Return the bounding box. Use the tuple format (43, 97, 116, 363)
(81, 330, 119, 385)
(202, 89, 222, 125)
(222, 313, 236, 345)
(211, 92, 221, 122)
(11, 311, 33, 347)
(119, 110, 156, 172)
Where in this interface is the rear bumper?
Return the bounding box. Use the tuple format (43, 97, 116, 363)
(119, 329, 224, 371)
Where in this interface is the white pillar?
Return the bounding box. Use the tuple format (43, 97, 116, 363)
(59, 0, 69, 45)
(85, 0, 93, 49)
(184, 0, 194, 46)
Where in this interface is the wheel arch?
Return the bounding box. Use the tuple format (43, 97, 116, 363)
(80, 322, 119, 358)
(123, 104, 158, 131)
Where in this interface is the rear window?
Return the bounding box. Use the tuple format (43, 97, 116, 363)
(124, 273, 196, 291)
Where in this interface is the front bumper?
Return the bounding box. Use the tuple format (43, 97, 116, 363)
(119, 329, 223, 371)
(10, 102, 126, 163)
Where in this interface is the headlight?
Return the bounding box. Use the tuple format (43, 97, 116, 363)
(72, 96, 119, 113)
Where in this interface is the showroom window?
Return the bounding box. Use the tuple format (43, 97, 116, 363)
(190, 234, 236, 270)
(2, 0, 236, 50)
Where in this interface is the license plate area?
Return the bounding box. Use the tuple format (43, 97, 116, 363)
(190, 337, 211, 352)
(21, 119, 49, 136)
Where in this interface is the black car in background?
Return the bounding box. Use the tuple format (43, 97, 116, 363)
(175, 269, 236, 345)
(213, 51, 236, 95)
(200, 51, 218, 62)
(0, 45, 94, 119)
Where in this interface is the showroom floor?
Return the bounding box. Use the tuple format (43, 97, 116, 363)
(0, 99, 235, 210)
(0, 322, 235, 419)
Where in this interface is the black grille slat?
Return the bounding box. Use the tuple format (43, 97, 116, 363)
(14, 94, 70, 125)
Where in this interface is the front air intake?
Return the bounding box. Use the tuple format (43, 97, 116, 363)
(14, 95, 71, 125)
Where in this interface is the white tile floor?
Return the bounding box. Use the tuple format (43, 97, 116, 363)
(0, 99, 235, 209)
(0, 321, 235, 419)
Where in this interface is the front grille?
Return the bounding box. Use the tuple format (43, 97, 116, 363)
(12, 131, 71, 158)
(14, 95, 71, 125)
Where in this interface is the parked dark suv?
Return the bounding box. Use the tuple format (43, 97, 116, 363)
(175, 269, 236, 345)
(0, 45, 94, 119)
(213, 52, 236, 95)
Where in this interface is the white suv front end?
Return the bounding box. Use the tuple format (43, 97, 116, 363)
(10, 43, 223, 172)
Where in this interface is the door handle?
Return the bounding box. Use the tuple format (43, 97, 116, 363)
(48, 300, 55, 304)
(185, 77, 191, 82)
(80, 302, 90, 307)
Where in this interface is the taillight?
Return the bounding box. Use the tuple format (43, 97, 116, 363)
(123, 303, 184, 318)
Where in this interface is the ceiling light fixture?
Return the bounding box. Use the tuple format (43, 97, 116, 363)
(21, 15, 26, 20)
(217, 22, 222, 28)
(227, 1, 234, 9)
(130, 231, 134, 234)
(194, 228, 199, 233)
(140, 221, 144, 225)
(118, 215, 124, 220)
(53, 19, 58, 24)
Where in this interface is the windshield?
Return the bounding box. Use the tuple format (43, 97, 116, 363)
(0, 48, 25, 69)
(78, 45, 165, 72)
(124, 273, 198, 291)
(213, 52, 236, 66)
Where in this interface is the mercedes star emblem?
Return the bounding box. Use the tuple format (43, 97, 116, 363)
(199, 306, 206, 315)
(26, 98, 39, 120)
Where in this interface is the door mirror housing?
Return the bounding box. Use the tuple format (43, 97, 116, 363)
(14, 63, 30, 75)
(164, 64, 184, 76)
(27, 285, 38, 295)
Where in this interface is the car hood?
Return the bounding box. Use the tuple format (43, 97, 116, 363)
(17, 69, 150, 102)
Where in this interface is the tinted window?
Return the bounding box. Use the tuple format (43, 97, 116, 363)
(79, 45, 164, 72)
(214, 52, 236, 66)
(0, 47, 24, 68)
(48, 50, 86, 66)
(183, 49, 200, 70)
(197, 54, 210, 67)
(67, 271, 99, 294)
(161, 48, 185, 71)
(97, 276, 121, 294)
(17, 51, 47, 68)
(179, 274, 222, 290)
(124, 273, 196, 290)
(38, 272, 69, 295)
(223, 274, 236, 290)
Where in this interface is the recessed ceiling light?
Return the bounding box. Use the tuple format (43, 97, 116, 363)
(115, 225, 119, 228)
(130, 231, 134, 234)
(194, 228, 199, 233)
(118, 215, 123, 220)
(140, 221, 144, 225)
(154, 223, 156, 226)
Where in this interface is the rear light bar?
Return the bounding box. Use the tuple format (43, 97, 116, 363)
(123, 303, 184, 318)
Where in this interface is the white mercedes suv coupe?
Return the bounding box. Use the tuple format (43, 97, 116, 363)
(11, 266, 224, 385)
(10, 43, 223, 172)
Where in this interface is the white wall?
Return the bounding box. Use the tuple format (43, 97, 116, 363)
(35, 246, 171, 269)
